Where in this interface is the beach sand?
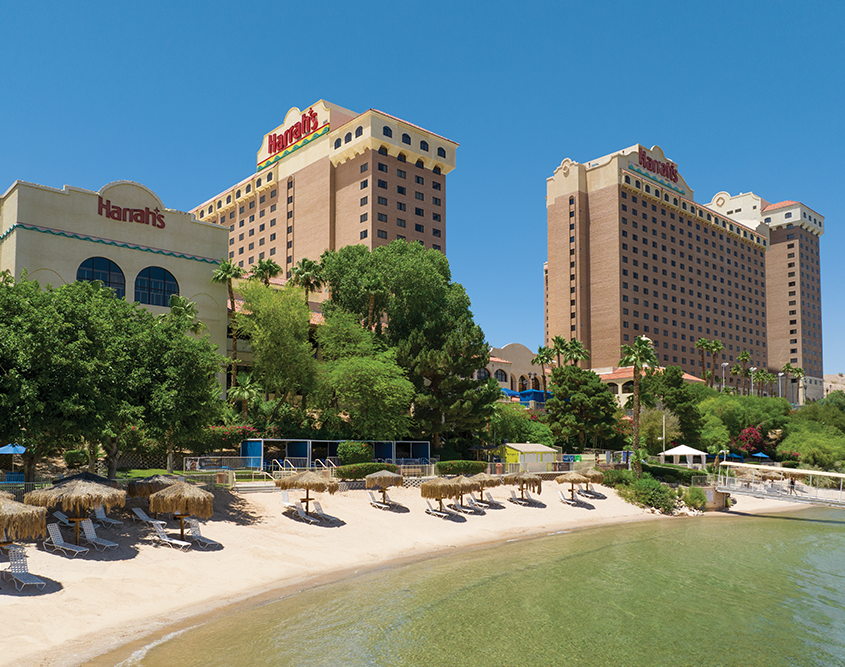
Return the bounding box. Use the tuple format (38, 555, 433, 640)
(0, 483, 798, 667)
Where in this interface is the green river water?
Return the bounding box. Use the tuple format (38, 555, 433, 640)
(116, 507, 845, 667)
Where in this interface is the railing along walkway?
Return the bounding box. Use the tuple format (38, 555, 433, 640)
(717, 462, 845, 508)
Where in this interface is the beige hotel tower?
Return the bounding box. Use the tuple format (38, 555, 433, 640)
(192, 100, 457, 279)
(544, 144, 823, 402)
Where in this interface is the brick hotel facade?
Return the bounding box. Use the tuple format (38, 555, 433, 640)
(544, 144, 824, 402)
(191, 100, 457, 284)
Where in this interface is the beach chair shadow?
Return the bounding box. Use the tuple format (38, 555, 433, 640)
(523, 491, 547, 508)
(483, 493, 506, 509)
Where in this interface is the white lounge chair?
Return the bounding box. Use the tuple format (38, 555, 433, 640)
(92, 504, 123, 528)
(508, 490, 529, 506)
(313, 501, 339, 524)
(468, 493, 489, 509)
(44, 523, 89, 557)
(368, 491, 390, 510)
(558, 490, 577, 506)
(280, 490, 296, 511)
(132, 507, 165, 526)
(80, 519, 118, 551)
(464, 496, 486, 513)
(151, 522, 191, 551)
(294, 501, 318, 524)
(525, 490, 537, 504)
(2, 546, 46, 591)
(485, 492, 502, 506)
(53, 511, 74, 528)
(425, 500, 448, 519)
(186, 518, 221, 549)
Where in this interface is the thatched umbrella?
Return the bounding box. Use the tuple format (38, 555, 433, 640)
(452, 475, 481, 506)
(420, 477, 461, 512)
(0, 494, 47, 545)
(276, 471, 339, 514)
(149, 481, 214, 540)
(556, 472, 588, 501)
(365, 470, 403, 504)
(127, 475, 181, 499)
(468, 472, 502, 501)
(580, 468, 604, 492)
(503, 471, 542, 500)
(25, 479, 126, 544)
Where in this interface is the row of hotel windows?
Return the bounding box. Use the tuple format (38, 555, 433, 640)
(334, 127, 448, 157)
(202, 173, 277, 216)
(76, 257, 178, 306)
(363, 161, 443, 189)
(357, 228, 441, 250)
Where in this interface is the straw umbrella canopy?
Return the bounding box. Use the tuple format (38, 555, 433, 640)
(580, 468, 604, 492)
(25, 479, 126, 544)
(556, 471, 589, 501)
(420, 477, 461, 512)
(365, 470, 403, 504)
(0, 494, 47, 544)
(451, 475, 481, 506)
(127, 475, 181, 499)
(468, 472, 502, 500)
(503, 471, 542, 500)
(275, 471, 339, 513)
(149, 481, 214, 540)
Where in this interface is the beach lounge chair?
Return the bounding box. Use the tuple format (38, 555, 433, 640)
(92, 504, 123, 529)
(313, 501, 339, 524)
(469, 493, 489, 509)
(485, 492, 502, 507)
(425, 500, 448, 519)
(53, 511, 74, 528)
(186, 518, 221, 549)
(2, 546, 46, 591)
(524, 490, 538, 504)
(294, 501, 319, 525)
(80, 519, 118, 551)
(280, 491, 296, 511)
(44, 523, 89, 557)
(368, 491, 390, 510)
(465, 496, 486, 513)
(383, 491, 399, 506)
(132, 507, 164, 526)
(508, 490, 529, 506)
(151, 522, 191, 551)
(558, 490, 576, 506)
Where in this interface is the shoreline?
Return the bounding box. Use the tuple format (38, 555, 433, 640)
(0, 486, 807, 667)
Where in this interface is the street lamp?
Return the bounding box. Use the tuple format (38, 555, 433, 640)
(750, 367, 758, 396)
(721, 362, 729, 393)
(778, 372, 785, 398)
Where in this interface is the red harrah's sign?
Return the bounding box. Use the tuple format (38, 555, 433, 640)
(267, 108, 319, 156)
(638, 147, 678, 183)
(98, 197, 165, 229)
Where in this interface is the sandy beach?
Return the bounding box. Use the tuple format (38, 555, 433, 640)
(0, 483, 800, 667)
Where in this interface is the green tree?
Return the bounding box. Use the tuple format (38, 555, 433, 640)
(321, 246, 387, 330)
(737, 351, 751, 396)
(531, 345, 555, 395)
(700, 413, 731, 453)
(211, 259, 246, 388)
(639, 408, 680, 455)
(707, 340, 725, 388)
(489, 403, 554, 447)
(545, 365, 619, 451)
(289, 257, 324, 305)
(793, 367, 806, 405)
(619, 335, 658, 469)
(551, 335, 569, 368)
(250, 258, 283, 286)
(227, 371, 263, 422)
(565, 338, 590, 366)
(698, 393, 791, 441)
(167, 294, 206, 335)
(694, 338, 709, 382)
(654, 366, 703, 448)
(778, 421, 845, 469)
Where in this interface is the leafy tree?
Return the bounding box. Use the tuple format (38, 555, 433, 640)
(545, 365, 619, 451)
(790, 402, 845, 435)
(289, 257, 324, 305)
(694, 338, 709, 381)
(490, 403, 554, 447)
(167, 294, 206, 335)
(639, 408, 680, 455)
(551, 335, 569, 368)
(321, 246, 388, 330)
(700, 413, 731, 453)
(250, 258, 282, 286)
(707, 339, 725, 387)
(737, 350, 751, 395)
(565, 339, 590, 366)
(778, 421, 845, 469)
(619, 335, 658, 468)
(698, 394, 791, 441)
(654, 366, 704, 447)
(531, 345, 554, 395)
(228, 371, 263, 422)
(337, 441, 373, 465)
(211, 259, 246, 387)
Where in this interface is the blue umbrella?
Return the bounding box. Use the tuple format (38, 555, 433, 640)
(0, 443, 25, 472)
(752, 452, 770, 459)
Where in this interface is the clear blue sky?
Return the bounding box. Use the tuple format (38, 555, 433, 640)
(3, 2, 843, 373)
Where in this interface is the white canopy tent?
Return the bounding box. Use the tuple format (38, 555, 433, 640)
(659, 445, 708, 468)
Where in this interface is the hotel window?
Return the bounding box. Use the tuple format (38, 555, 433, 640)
(270, 233, 276, 241)
(379, 146, 388, 155)
(378, 180, 387, 189)
(361, 163, 368, 173)
(345, 132, 352, 143)
(377, 230, 388, 239)
(437, 147, 446, 158)
(397, 186, 406, 195)
(415, 175, 424, 185)
(77, 257, 125, 299)
(433, 244, 441, 251)
(378, 163, 388, 172)
(432, 181, 441, 190)
(248, 242, 254, 250)
(246, 185, 251, 193)
(287, 240, 292, 249)
(785, 212, 793, 219)
(134, 267, 178, 307)
(415, 192, 424, 201)
(287, 211, 293, 219)
(416, 159, 424, 168)
(378, 213, 388, 222)
(239, 206, 245, 214)
(287, 256, 293, 264)
(382, 126, 393, 138)
(433, 197, 441, 206)
(229, 251, 234, 258)
(360, 213, 368, 222)
(432, 228, 442, 237)
(287, 196, 293, 203)
(360, 179, 368, 189)
(378, 196, 388, 205)
(288, 180, 293, 189)
(259, 223, 265, 232)
(402, 133, 411, 145)
(361, 196, 368, 206)
(397, 234, 405, 240)
(249, 201, 254, 209)
(415, 223, 424, 233)
(260, 195, 266, 204)
(397, 169, 406, 179)
(397, 202, 406, 211)
(334, 139, 341, 149)
(239, 220, 245, 228)
(415, 207, 424, 217)
(398, 153, 406, 163)
(270, 219, 276, 227)
(270, 204, 277, 212)
(229, 238, 234, 246)
(287, 226, 293, 234)
(433, 166, 441, 174)
(420, 140, 429, 152)
(249, 215, 255, 222)
(360, 230, 368, 239)
(397, 218, 406, 228)
(355, 126, 363, 138)
(226, 195, 231, 204)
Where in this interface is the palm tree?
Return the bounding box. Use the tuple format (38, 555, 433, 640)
(730, 363, 742, 394)
(227, 371, 263, 421)
(694, 338, 709, 382)
(737, 351, 751, 396)
(707, 340, 724, 388)
(250, 258, 282, 286)
(167, 294, 206, 335)
(792, 367, 806, 405)
(211, 259, 246, 389)
(619, 335, 658, 472)
(551, 335, 569, 368)
(781, 362, 795, 403)
(289, 258, 324, 305)
(565, 338, 591, 367)
(531, 345, 555, 396)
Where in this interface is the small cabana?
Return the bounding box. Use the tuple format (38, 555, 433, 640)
(500, 443, 558, 472)
(659, 445, 708, 469)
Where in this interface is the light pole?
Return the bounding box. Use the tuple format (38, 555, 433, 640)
(778, 372, 785, 398)
(750, 367, 758, 396)
(721, 362, 729, 393)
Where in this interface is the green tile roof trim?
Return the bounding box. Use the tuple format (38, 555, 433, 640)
(0, 223, 222, 265)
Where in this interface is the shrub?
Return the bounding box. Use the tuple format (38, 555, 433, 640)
(602, 469, 637, 487)
(434, 460, 487, 476)
(334, 462, 398, 480)
(620, 477, 676, 514)
(337, 441, 373, 465)
(641, 462, 699, 485)
(683, 486, 707, 510)
(64, 449, 88, 469)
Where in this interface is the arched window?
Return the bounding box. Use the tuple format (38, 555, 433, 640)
(494, 369, 508, 383)
(256, 178, 262, 187)
(433, 166, 441, 174)
(345, 132, 352, 144)
(416, 159, 424, 169)
(207, 206, 212, 214)
(383, 126, 393, 138)
(216, 201, 221, 209)
(334, 138, 342, 149)
(266, 171, 273, 181)
(236, 189, 241, 198)
(397, 153, 406, 163)
(199, 211, 204, 218)
(245, 184, 251, 193)
(77, 257, 125, 299)
(518, 376, 528, 392)
(532, 377, 540, 390)
(402, 133, 411, 145)
(607, 382, 619, 395)
(134, 267, 179, 306)
(437, 147, 446, 158)
(477, 368, 490, 381)
(420, 140, 429, 152)
(378, 146, 388, 155)
(226, 195, 231, 204)
(355, 126, 363, 138)
(622, 381, 634, 393)
(569, 196, 575, 205)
